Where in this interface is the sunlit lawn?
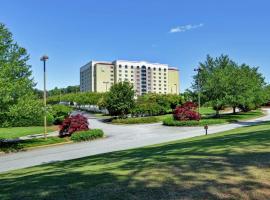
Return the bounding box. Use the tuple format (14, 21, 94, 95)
(1, 121, 270, 199)
(0, 126, 58, 139)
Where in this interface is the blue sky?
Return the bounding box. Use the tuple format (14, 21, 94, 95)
(1, 0, 270, 91)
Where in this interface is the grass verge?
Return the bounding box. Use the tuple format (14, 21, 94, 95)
(0, 126, 58, 139)
(0, 137, 70, 153)
(1, 121, 270, 199)
(163, 109, 264, 126)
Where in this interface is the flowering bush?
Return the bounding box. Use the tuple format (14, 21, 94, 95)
(173, 102, 201, 121)
(59, 114, 89, 137)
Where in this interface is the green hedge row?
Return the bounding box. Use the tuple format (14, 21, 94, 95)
(111, 116, 161, 124)
(162, 116, 227, 126)
(71, 129, 104, 142)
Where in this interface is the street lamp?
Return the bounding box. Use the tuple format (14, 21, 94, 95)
(194, 67, 202, 114)
(40, 55, 49, 139)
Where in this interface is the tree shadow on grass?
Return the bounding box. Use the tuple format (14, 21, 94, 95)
(1, 124, 270, 199)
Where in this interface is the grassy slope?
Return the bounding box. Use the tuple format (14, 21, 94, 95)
(1, 122, 270, 199)
(0, 126, 58, 139)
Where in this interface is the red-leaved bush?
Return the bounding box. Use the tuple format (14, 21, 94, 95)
(173, 102, 201, 121)
(59, 114, 89, 137)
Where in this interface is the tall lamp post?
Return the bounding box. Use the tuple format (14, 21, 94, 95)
(40, 55, 49, 139)
(194, 67, 202, 114)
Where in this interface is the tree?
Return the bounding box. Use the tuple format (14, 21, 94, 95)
(0, 23, 37, 126)
(104, 82, 135, 117)
(193, 55, 266, 115)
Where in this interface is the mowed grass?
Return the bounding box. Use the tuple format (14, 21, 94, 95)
(163, 109, 264, 126)
(0, 137, 70, 153)
(0, 126, 58, 139)
(1, 122, 270, 199)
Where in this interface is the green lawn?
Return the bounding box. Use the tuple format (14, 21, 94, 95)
(0, 136, 70, 153)
(199, 106, 216, 116)
(163, 109, 264, 126)
(0, 126, 58, 139)
(1, 122, 270, 199)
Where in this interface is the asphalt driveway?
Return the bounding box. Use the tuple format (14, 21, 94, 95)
(0, 108, 269, 173)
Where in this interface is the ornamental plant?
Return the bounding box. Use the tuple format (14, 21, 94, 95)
(59, 114, 89, 137)
(173, 102, 201, 121)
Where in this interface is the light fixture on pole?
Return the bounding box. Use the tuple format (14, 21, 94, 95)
(194, 67, 202, 114)
(40, 55, 49, 139)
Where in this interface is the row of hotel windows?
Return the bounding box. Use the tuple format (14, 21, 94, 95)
(118, 70, 167, 76)
(118, 65, 167, 71)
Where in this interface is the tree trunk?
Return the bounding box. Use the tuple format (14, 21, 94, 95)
(233, 106, 236, 114)
(215, 110, 220, 118)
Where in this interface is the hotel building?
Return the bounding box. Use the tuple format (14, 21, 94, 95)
(80, 60, 180, 95)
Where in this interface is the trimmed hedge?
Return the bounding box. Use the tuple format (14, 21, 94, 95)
(71, 129, 104, 142)
(163, 116, 226, 126)
(112, 116, 160, 124)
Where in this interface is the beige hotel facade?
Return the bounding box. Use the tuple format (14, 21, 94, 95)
(80, 60, 180, 95)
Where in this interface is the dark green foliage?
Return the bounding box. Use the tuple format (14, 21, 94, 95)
(70, 129, 104, 142)
(103, 82, 135, 117)
(193, 55, 267, 115)
(0, 23, 45, 127)
(112, 116, 160, 124)
(132, 93, 183, 116)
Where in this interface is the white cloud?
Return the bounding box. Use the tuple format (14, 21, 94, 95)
(169, 23, 204, 33)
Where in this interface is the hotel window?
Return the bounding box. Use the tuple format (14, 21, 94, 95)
(159, 77, 161, 79)
(137, 66, 140, 69)
(159, 68, 161, 71)
(125, 78, 128, 81)
(111, 78, 114, 81)
(119, 65, 122, 68)
(154, 80, 156, 82)
(164, 73, 166, 76)
(119, 70, 122, 72)
(148, 67, 151, 70)
(153, 67, 156, 71)
(131, 79, 134, 81)
(125, 74, 128, 77)
(159, 88, 162, 90)
(159, 73, 161, 75)
(125, 65, 128, 69)
(154, 88, 156, 90)
(119, 78, 122, 81)
(125, 70, 128, 73)
(131, 75, 133, 77)
(164, 69, 167, 71)
(119, 74, 122, 77)
(111, 74, 114, 77)
(131, 65, 134, 69)
(131, 71, 134, 73)
(110, 70, 114, 73)
(164, 77, 167, 79)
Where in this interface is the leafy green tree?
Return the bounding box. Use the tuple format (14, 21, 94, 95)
(0, 23, 37, 126)
(193, 55, 266, 115)
(104, 82, 135, 117)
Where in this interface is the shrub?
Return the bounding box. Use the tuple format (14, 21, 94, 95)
(163, 116, 226, 126)
(112, 116, 160, 124)
(59, 114, 89, 137)
(52, 104, 72, 118)
(71, 129, 104, 142)
(173, 102, 201, 121)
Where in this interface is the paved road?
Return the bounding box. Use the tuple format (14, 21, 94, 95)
(1, 109, 270, 173)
